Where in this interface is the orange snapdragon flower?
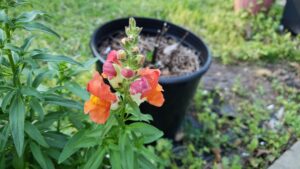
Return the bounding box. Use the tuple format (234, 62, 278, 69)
(130, 68, 164, 107)
(84, 72, 117, 124)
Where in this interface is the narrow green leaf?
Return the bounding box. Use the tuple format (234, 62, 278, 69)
(0, 10, 8, 23)
(21, 35, 35, 51)
(141, 147, 164, 165)
(59, 128, 100, 163)
(58, 130, 84, 163)
(30, 98, 45, 121)
(9, 93, 25, 157)
(1, 90, 15, 112)
(0, 85, 14, 92)
(138, 155, 156, 169)
(22, 22, 60, 38)
(32, 71, 53, 88)
(32, 53, 82, 66)
(47, 149, 72, 166)
(128, 101, 153, 122)
(128, 122, 163, 144)
(20, 86, 42, 99)
(119, 132, 135, 169)
(35, 111, 61, 130)
(44, 95, 82, 109)
(44, 154, 55, 169)
(0, 155, 5, 169)
(16, 11, 44, 23)
(0, 125, 10, 152)
(4, 44, 21, 53)
(109, 146, 122, 169)
(12, 152, 24, 169)
(83, 146, 106, 169)
(30, 142, 48, 169)
(43, 132, 68, 149)
(0, 28, 5, 42)
(83, 57, 98, 68)
(64, 82, 89, 101)
(25, 122, 49, 148)
(138, 156, 157, 169)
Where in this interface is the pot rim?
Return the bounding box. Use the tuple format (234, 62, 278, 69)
(90, 17, 212, 84)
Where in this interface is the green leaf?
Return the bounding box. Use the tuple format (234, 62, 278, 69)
(0, 155, 5, 169)
(35, 111, 61, 130)
(248, 138, 258, 152)
(30, 98, 45, 121)
(44, 154, 55, 169)
(43, 132, 68, 149)
(0, 125, 10, 152)
(32, 71, 53, 88)
(109, 145, 122, 169)
(119, 132, 135, 169)
(21, 36, 35, 51)
(1, 90, 15, 112)
(4, 44, 21, 53)
(141, 147, 163, 165)
(25, 122, 49, 148)
(12, 152, 24, 169)
(128, 101, 153, 122)
(0, 28, 5, 42)
(16, 11, 44, 23)
(44, 94, 82, 109)
(64, 82, 89, 101)
(83, 146, 106, 169)
(22, 22, 60, 38)
(20, 86, 42, 99)
(58, 130, 85, 163)
(138, 155, 156, 169)
(0, 10, 8, 23)
(83, 57, 98, 68)
(0, 85, 14, 92)
(30, 142, 48, 169)
(128, 122, 163, 144)
(9, 93, 25, 157)
(32, 54, 82, 66)
(59, 128, 100, 163)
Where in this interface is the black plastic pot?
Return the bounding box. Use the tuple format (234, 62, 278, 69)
(281, 0, 300, 35)
(90, 17, 212, 139)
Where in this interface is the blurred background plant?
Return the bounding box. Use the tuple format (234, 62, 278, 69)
(18, 0, 300, 65)
(0, 0, 96, 168)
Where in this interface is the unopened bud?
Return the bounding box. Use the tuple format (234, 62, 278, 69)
(137, 54, 145, 65)
(117, 50, 126, 60)
(121, 38, 127, 45)
(131, 46, 139, 53)
(121, 67, 135, 78)
(128, 35, 134, 40)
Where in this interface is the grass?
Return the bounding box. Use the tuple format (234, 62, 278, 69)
(16, 0, 300, 168)
(22, 0, 300, 64)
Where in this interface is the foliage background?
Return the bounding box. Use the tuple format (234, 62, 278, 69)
(22, 0, 300, 65)
(8, 0, 300, 168)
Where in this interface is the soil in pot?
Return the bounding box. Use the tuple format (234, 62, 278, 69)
(98, 31, 202, 77)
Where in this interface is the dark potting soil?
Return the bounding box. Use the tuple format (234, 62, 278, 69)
(98, 32, 201, 77)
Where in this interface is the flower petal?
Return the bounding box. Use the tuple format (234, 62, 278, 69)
(86, 72, 116, 102)
(84, 95, 111, 124)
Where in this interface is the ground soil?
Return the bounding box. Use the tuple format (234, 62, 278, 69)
(180, 60, 300, 168)
(202, 60, 300, 103)
(98, 32, 201, 77)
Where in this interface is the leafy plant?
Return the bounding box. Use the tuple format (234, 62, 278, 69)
(59, 18, 165, 169)
(0, 1, 94, 168)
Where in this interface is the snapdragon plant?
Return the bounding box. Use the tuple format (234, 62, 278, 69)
(59, 18, 165, 169)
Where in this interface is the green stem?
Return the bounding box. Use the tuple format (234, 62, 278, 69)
(4, 24, 20, 87)
(57, 119, 60, 132)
